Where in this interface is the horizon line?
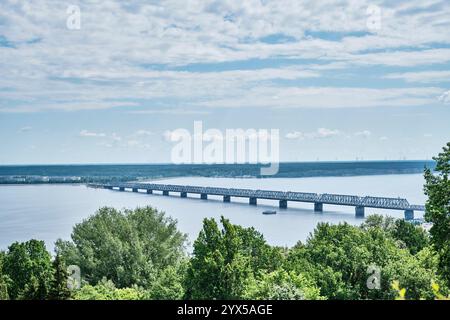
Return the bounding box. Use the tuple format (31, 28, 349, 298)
(0, 159, 435, 167)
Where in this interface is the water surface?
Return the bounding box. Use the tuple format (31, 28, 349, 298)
(0, 174, 426, 251)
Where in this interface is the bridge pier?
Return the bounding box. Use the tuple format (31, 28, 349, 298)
(249, 197, 257, 205)
(132, 188, 139, 193)
(404, 209, 414, 220)
(279, 200, 287, 209)
(180, 192, 187, 198)
(163, 190, 169, 196)
(314, 202, 323, 212)
(200, 193, 208, 200)
(104, 186, 113, 190)
(146, 189, 153, 194)
(223, 195, 231, 202)
(355, 206, 365, 218)
(119, 187, 125, 192)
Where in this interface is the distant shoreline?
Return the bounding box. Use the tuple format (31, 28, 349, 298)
(0, 161, 434, 185)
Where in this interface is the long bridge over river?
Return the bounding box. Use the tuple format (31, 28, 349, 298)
(88, 182, 425, 220)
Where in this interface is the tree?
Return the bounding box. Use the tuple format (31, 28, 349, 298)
(243, 269, 323, 300)
(392, 219, 429, 255)
(185, 216, 283, 299)
(55, 206, 187, 289)
(0, 252, 10, 300)
(285, 222, 439, 299)
(360, 214, 396, 234)
(3, 240, 53, 300)
(147, 262, 187, 300)
(362, 215, 429, 255)
(48, 254, 72, 300)
(185, 217, 250, 299)
(74, 278, 145, 300)
(424, 142, 450, 285)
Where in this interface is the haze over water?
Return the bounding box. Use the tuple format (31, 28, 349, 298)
(0, 174, 426, 251)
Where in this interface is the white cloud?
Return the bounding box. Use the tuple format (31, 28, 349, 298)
(134, 130, 153, 136)
(286, 128, 340, 140)
(379, 136, 388, 141)
(314, 128, 341, 139)
(340, 48, 450, 68)
(0, 0, 449, 113)
(354, 130, 371, 138)
(127, 140, 140, 147)
(19, 126, 32, 132)
(163, 130, 175, 142)
(285, 131, 304, 139)
(111, 133, 122, 142)
(385, 71, 450, 83)
(198, 86, 442, 109)
(129, 109, 210, 115)
(79, 130, 106, 138)
(287, 128, 377, 140)
(438, 90, 450, 103)
(84, 131, 153, 149)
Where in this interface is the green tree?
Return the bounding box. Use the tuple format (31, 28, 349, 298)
(243, 269, 323, 300)
(424, 142, 450, 285)
(360, 214, 396, 233)
(48, 254, 72, 300)
(362, 215, 429, 255)
(392, 219, 429, 255)
(147, 262, 187, 300)
(285, 222, 439, 299)
(55, 206, 187, 289)
(3, 240, 53, 300)
(185, 216, 283, 299)
(0, 252, 10, 300)
(74, 278, 145, 300)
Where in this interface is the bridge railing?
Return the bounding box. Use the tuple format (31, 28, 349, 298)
(361, 196, 410, 209)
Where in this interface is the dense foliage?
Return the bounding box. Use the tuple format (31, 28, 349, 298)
(0, 252, 9, 300)
(48, 254, 72, 300)
(285, 218, 441, 300)
(424, 142, 450, 285)
(3, 240, 53, 300)
(74, 278, 145, 300)
(360, 215, 429, 255)
(184, 216, 284, 299)
(0, 213, 447, 300)
(55, 206, 187, 289)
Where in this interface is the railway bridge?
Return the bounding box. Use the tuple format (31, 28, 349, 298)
(88, 182, 425, 220)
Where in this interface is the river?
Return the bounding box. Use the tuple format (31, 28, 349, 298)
(0, 174, 426, 251)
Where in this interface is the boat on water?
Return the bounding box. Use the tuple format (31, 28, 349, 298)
(262, 210, 277, 215)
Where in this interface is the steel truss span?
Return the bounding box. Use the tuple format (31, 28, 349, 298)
(89, 183, 425, 212)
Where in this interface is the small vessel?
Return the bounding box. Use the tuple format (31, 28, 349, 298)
(262, 210, 277, 215)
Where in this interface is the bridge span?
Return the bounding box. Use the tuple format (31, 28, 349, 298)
(88, 182, 425, 220)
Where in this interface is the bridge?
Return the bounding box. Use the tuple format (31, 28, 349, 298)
(88, 182, 425, 220)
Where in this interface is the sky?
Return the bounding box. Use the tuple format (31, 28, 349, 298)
(0, 0, 449, 164)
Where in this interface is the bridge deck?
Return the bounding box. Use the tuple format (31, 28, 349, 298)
(88, 182, 425, 211)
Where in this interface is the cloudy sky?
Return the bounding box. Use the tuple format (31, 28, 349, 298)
(0, 0, 449, 164)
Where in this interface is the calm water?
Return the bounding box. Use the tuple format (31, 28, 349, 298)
(0, 174, 426, 251)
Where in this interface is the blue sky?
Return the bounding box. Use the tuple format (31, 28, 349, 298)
(0, 0, 449, 164)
